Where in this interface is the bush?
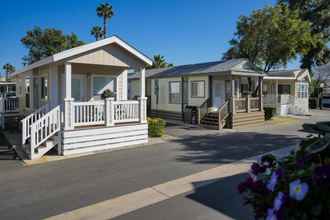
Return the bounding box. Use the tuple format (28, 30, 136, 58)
(238, 136, 330, 219)
(264, 107, 275, 120)
(148, 118, 166, 137)
(101, 89, 115, 99)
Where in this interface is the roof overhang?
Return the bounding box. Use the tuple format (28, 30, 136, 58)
(11, 36, 153, 78)
(264, 76, 296, 80)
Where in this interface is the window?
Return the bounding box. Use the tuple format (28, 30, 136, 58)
(191, 81, 205, 98)
(92, 76, 115, 96)
(154, 79, 159, 104)
(297, 81, 308, 98)
(41, 77, 48, 100)
(169, 81, 181, 104)
(278, 85, 291, 95)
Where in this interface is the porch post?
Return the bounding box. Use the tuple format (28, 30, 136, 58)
(105, 97, 114, 126)
(64, 63, 74, 130)
(231, 78, 236, 115)
(259, 77, 263, 111)
(140, 68, 146, 98)
(0, 97, 4, 129)
(138, 97, 147, 123)
(247, 95, 251, 112)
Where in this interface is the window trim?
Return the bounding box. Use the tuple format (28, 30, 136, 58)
(168, 81, 181, 104)
(190, 80, 205, 98)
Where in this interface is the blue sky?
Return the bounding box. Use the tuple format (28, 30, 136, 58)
(1, 0, 300, 74)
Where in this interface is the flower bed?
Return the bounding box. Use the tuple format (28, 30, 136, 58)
(238, 137, 330, 219)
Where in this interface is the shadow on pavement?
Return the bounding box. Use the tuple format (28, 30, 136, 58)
(174, 132, 301, 164)
(187, 173, 254, 220)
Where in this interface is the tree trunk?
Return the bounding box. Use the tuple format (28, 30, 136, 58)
(103, 18, 107, 39)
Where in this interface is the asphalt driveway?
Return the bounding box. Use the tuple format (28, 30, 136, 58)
(0, 110, 328, 219)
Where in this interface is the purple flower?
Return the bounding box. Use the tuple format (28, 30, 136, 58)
(273, 192, 284, 211)
(266, 208, 277, 220)
(289, 179, 309, 201)
(267, 172, 278, 192)
(313, 165, 330, 185)
(251, 162, 266, 175)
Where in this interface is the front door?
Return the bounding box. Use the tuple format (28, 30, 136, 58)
(212, 79, 225, 108)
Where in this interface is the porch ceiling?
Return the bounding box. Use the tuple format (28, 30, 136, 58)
(68, 63, 127, 75)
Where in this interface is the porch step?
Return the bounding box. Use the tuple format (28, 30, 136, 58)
(149, 110, 183, 121)
(200, 111, 228, 130)
(31, 135, 59, 160)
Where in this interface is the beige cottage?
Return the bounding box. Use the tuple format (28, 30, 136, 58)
(1, 36, 152, 160)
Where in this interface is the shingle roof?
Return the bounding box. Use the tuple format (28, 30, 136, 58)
(137, 59, 259, 79)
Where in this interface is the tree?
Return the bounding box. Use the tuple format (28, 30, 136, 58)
(21, 27, 84, 65)
(148, 55, 173, 69)
(279, 0, 330, 71)
(223, 4, 320, 72)
(90, 26, 103, 41)
(96, 2, 114, 39)
(2, 63, 15, 80)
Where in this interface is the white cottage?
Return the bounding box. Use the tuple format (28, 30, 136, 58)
(3, 36, 152, 160)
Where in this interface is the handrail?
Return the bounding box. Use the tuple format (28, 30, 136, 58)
(218, 101, 230, 129)
(21, 104, 49, 145)
(30, 106, 61, 151)
(197, 98, 210, 124)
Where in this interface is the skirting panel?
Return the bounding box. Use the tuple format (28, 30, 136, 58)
(62, 123, 148, 156)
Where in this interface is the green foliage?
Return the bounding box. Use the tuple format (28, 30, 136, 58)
(2, 63, 15, 80)
(223, 4, 321, 72)
(279, 0, 330, 71)
(21, 26, 84, 65)
(148, 54, 173, 69)
(147, 118, 166, 137)
(96, 2, 114, 38)
(264, 107, 276, 120)
(101, 89, 115, 99)
(90, 26, 103, 41)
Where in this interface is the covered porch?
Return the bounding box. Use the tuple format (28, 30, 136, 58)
(7, 36, 152, 160)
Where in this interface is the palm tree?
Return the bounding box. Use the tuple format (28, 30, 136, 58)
(96, 3, 114, 39)
(2, 63, 15, 80)
(90, 26, 103, 41)
(148, 55, 173, 69)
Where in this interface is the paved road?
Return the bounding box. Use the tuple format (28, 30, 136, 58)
(0, 110, 328, 219)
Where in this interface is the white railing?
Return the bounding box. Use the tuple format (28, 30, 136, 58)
(67, 98, 146, 129)
(113, 100, 140, 123)
(4, 97, 19, 112)
(22, 104, 49, 145)
(73, 101, 105, 127)
(30, 106, 61, 152)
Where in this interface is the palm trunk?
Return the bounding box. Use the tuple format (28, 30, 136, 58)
(103, 18, 107, 39)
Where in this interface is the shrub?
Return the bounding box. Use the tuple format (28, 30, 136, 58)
(264, 107, 275, 120)
(148, 118, 166, 137)
(238, 136, 330, 219)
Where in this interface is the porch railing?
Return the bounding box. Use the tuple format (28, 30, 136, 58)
(197, 98, 211, 124)
(0, 97, 19, 113)
(113, 100, 140, 123)
(22, 104, 49, 145)
(234, 96, 262, 113)
(234, 98, 246, 112)
(30, 106, 61, 152)
(66, 98, 147, 129)
(73, 101, 105, 127)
